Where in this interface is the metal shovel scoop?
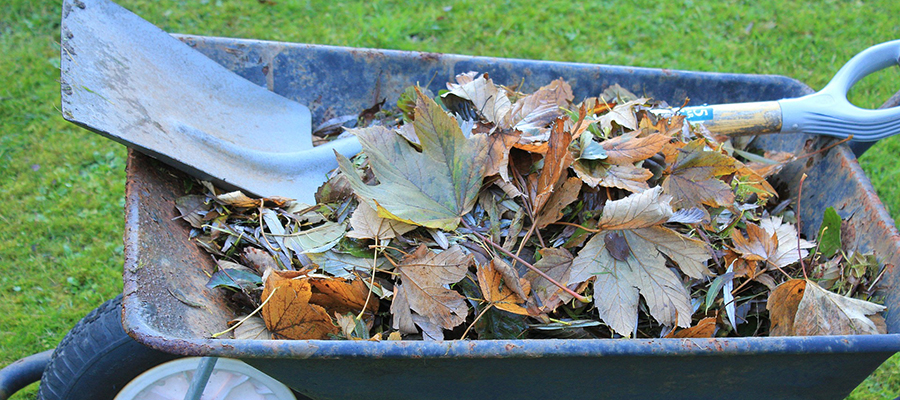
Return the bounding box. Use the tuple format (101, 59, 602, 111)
(60, 0, 360, 204)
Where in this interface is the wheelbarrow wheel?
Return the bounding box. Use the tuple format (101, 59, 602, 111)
(37, 295, 299, 400)
(37, 295, 180, 400)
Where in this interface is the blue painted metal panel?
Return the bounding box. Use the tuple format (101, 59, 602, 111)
(110, 29, 899, 400)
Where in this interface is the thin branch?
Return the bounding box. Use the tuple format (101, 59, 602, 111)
(797, 173, 809, 280)
(212, 286, 278, 338)
(460, 219, 591, 303)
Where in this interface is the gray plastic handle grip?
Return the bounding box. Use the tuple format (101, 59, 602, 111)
(779, 40, 900, 142)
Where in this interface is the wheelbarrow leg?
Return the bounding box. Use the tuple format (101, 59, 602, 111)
(183, 356, 218, 400)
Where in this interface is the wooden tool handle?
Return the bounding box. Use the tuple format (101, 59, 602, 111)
(682, 101, 783, 136)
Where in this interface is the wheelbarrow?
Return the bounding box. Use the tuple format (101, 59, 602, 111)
(2, 0, 900, 399)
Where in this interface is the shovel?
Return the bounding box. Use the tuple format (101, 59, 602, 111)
(61, 0, 361, 205)
(61, 0, 900, 205)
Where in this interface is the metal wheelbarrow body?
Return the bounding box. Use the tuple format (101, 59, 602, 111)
(106, 34, 900, 400)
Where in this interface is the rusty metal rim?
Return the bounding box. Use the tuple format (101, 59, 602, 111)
(122, 316, 900, 360)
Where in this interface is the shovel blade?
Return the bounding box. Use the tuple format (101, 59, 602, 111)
(60, 0, 353, 203)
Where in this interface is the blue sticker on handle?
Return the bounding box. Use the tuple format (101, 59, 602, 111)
(683, 107, 714, 122)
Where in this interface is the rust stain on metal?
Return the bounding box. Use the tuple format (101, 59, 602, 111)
(418, 52, 443, 62)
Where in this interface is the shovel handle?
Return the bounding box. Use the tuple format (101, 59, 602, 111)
(678, 40, 900, 142)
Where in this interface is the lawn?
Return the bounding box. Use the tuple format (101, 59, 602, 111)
(1, 0, 898, 398)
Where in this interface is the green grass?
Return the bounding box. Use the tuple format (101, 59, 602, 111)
(1, 0, 898, 399)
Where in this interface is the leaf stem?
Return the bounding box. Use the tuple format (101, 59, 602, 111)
(460, 219, 591, 303)
(553, 221, 603, 233)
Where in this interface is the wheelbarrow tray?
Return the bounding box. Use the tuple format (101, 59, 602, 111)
(120, 35, 900, 400)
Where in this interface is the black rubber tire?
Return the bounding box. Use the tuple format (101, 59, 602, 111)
(37, 295, 180, 400)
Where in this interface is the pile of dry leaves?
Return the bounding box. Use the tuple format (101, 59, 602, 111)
(177, 72, 888, 341)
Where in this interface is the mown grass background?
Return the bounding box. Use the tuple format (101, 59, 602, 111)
(1, 0, 898, 398)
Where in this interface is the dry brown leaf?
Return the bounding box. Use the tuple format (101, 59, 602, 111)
(596, 186, 673, 230)
(601, 130, 671, 165)
(734, 162, 778, 201)
(486, 129, 521, 181)
(512, 141, 549, 154)
(391, 245, 472, 332)
(665, 316, 717, 338)
(568, 187, 709, 336)
(534, 177, 582, 229)
(530, 118, 575, 214)
(347, 200, 417, 240)
(217, 191, 292, 208)
(598, 98, 646, 133)
(572, 160, 653, 193)
(732, 218, 815, 271)
(661, 139, 737, 209)
(525, 248, 576, 312)
(309, 276, 379, 317)
(731, 222, 777, 262)
(506, 78, 573, 133)
(598, 164, 654, 193)
(768, 279, 886, 336)
(745, 151, 795, 178)
(175, 195, 210, 229)
(476, 259, 531, 315)
(444, 72, 511, 125)
(490, 258, 528, 300)
(261, 271, 338, 340)
(232, 315, 272, 340)
(793, 280, 886, 336)
(759, 216, 815, 269)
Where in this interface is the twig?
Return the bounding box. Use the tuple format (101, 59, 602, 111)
(357, 244, 380, 321)
(461, 303, 493, 340)
(460, 219, 591, 303)
(212, 286, 278, 338)
(797, 173, 808, 280)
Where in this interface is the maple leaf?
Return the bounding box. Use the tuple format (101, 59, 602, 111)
(732, 217, 815, 270)
(476, 259, 531, 315)
(760, 216, 815, 267)
(573, 161, 654, 193)
(261, 271, 339, 340)
(444, 72, 511, 125)
(768, 279, 886, 336)
(598, 98, 646, 134)
(601, 130, 671, 166)
(391, 245, 472, 334)
(568, 187, 710, 336)
(506, 78, 573, 133)
(731, 222, 777, 262)
(347, 200, 417, 240)
(661, 139, 737, 209)
(337, 89, 490, 230)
